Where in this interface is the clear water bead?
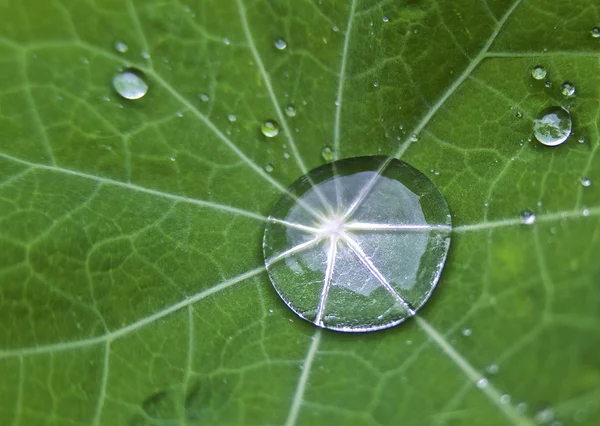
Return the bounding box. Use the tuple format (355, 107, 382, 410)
(533, 106, 572, 146)
(274, 38, 287, 50)
(112, 69, 148, 100)
(227, 114, 237, 123)
(591, 27, 600, 38)
(265, 164, 274, 173)
(531, 66, 547, 80)
(520, 209, 536, 225)
(561, 82, 576, 97)
(285, 105, 296, 117)
(199, 93, 209, 102)
(581, 177, 591, 187)
(263, 156, 452, 332)
(261, 120, 280, 138)
(321, 145, 333, 162)
(476, 378, 489, 389)
(114, 41, 128, 53)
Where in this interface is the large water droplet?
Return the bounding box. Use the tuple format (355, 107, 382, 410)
(112, 69, 148, 100)
(321, 145, 333, 161)
(531, 66, 547, 80)
(533, 106, 572, 146)
(274, 38, 287, 50)
(520, 209, 536, 225)
(263, 156, 452, 332)
(261, 120, 280, 138)
(114, 41, 128, 53)
(285, 105, 296, 117)
(561, 82, 576, 97)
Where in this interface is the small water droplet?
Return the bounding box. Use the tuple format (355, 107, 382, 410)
(283, 152, 290, 159)
(227, 113, 237, 123)
(500, 394, 511, 405)
(535, 407, 555, 424)
(332, 24, 339, 32)
(285, 105, 296, 117)
(223, 38, 230, 45)
(199, 93, 209, 102)
(334, 99, 340, 106)
(112, 69, 148, 100)
(545, 80, 552, 88)
(581, 177, 591, 187)
(114, 41, 128, 53)
(462, 328, 472, 337)
(410, 133, 419, 142)
(591, 27, 600, 38)
(169, 156, 176, 162)
(269, 309, 274, 313)
(476, 378, 489, 389)
(274, 38, 287, 50)
(261, 120, 280, 138)
(486, 364, 499, 375)
(515, 110, 523, 119)
(141, 50, 151, 59)
(373, 81, 379, 87)
(561, 82, 576, 97)
(516, 402, 528, 413)
(265, 164, 274, 173)
(531, 66, 547, 80)
(578, 136, 585, 143)
(533, 106, 572, 146)
(520, 209, 536, 225)
(583, 208, 590, 217)
(177, 111, 183, 117)
(321, 145, 333, 161)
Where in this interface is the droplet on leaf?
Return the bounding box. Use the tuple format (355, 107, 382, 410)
(285, 105, 296, 117)
(265, 164, 274, 173)
(199, 93, 209, 102)
(531, 66, 547, 80)
(114, 41, 128, 53)
(261, 120, 280, 138)
(561, 82, 576, 97)
(520, 209, 536, 225)
(274, 38, 287, 50)
(112, 69, 148, 100)
(321, 145, 333, 161)
(533, 106, 572, 146)
(476, 378, 489, 389)
(591, 27, 600, 38)
(581, 177, 591, 187)
(227, 114, 237, 123)
(263, 156, 452, 332)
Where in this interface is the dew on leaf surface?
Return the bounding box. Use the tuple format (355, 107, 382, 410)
(533, 106, 572, 146)
(520, 209, 536, 225)
(264, 164, 274, 173)
(591, 27, 600, 38)
(112, 69, 148, 100)
(321, 145, 333, 161)
(114, 41, 128, 53)
(561, 82, 576, 97)
(285, 105, 296, 117)
(263, 156, 452, 332)
(581, 177, 591, 187)
(199, 93, 209, 102)
(274, 38, 287, 50)
(531, 65, 547, 80)
(261, 120, 279, 138)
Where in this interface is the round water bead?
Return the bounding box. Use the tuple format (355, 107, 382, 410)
(263, 156, 452, 332)
(531, 66, 547, 80)
(261, 120, 279, 138)
(112, 68, 148, 100)
(533, 106, 572, 146)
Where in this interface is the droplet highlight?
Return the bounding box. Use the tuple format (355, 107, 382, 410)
(274, 38, 287, 50)
(520, 209, 536, 225)
(263, 156, 452, 332)
(591, 27, 600, 38)
(114, 41, 128, 53)
(533, 106, 572, 146)
(261, 120, 280, 138)
(581, 177, 591, 187)
(112, 69, 148, 100)
(285, 105, 296, 117)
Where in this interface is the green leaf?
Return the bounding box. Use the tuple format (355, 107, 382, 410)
(0, 0, 599, 425)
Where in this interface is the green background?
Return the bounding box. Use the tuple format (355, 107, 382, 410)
(0, 0, 599, 425)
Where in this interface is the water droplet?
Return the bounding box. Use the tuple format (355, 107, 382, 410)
(410, 133, 419, 142)
(223, 38, 230, 45)
(520, 209, 536, 225)
(283, 152, 290, 159)
(285, 105, 296, 117)
(545, 80, 552, 88)
(227, 113, 237, 123)
(462, 328, 472, 337)
(169, 156, 176, 162)
(321, 145, 333, 161)
(112, 69, 148, 100)
(199, 93, 209, 102)
(500, 394, 511, 405)
(274, 38, 287, 50)
(383, 16, 389, 23)
(176, 111, 183, 118)
(263, 156, 452, 332)
(516, 402, 528, 413)
(533, 106, 572, 146)
(265, 164, 274, 173)
(561, 82, 576, 97)
(114, 41, 128, 53)
(486, 364, 499, 375)
(581, 177, 591, 187)
(334, 99, 340, 106)
(373, 81, 379, 87)
(578, 136, 585, 143)
(261, 120, 280, 138)
(535, 407, 555, 424)
(476, 378, 489, 389)
(531, 66, 547, 80)
(583, 208, 590, 217)
(141, 50, 151, 59)
(591, 27, 600, 38)
(515, 110, 523, 119)
(332, 24, 339, 32)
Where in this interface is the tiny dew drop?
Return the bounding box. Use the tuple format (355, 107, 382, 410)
(578, 135, 585, 143)
(199, 93, 209, 102)
(265, 164, 274, 173)
(141, 50, 151, 59)
(591, 27, 600, 38)
(261, 120, 280, 138)
(534, 407, 555, 424)
(486, 364, 499, 375)
(114, 41, 128, 53)
(515, 110, 523, 119)
(520, 209, 536, 225)
(382, 16, 389, 23)
(462, 328, 472, 337)
(533, 106, 572, 146)
(112, 68, 148, 100)
(227, 113, 237, 123)
(531, 65, 547, 80)
(500, 395, 511, 405)
(561, 82, 576, 97)
(476, 378, 489, 389)
(285, 105, 296, 117)
(545, 80, 552, 88)
(263, 156, 452, 332)
(581, 177, 591, 187)
(321, 145, 333, 161)
(274, 38, 287, 50)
